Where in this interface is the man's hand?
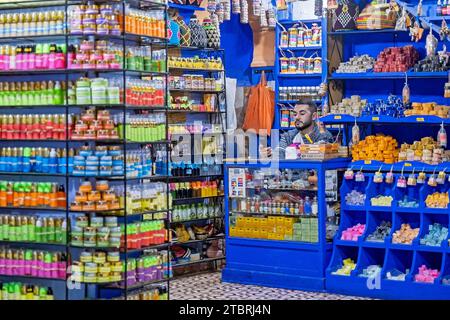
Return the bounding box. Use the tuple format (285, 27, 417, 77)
(259, 146, 272, 158)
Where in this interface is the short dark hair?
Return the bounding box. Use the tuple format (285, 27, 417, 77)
(296, 99, 317, 114)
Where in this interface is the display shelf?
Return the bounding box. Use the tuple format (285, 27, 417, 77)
(320, 114, 450, 125)
(168, 45, 224, 51)
(279, 46, 322, 51)
(172, 195, 223, 204)
(171, 216, 223, 224)
(169, 89, 225, 94)
(0, 104, 167, 110)
(0, 69, 168, 77)
(167, 174, 223, 181)
(278, 18, 321, 24)
(328, 28, 404, 36)
(0, 274, 66, 282)
(122, 243, 170, 254)
(108, 278, 169, 291)
(278, 73, 322, 78)
(171, 256, 224, 267)
(171, 234, 225, 246)
(167, 3, 204, 11)
(169, 67, 223, 72)
(230, 211, 315, 218)
(0, 240, 67, 248)
(167, 109, 225, 114)
(329, 71, 449, 80)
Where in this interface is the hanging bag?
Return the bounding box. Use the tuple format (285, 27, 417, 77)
(331, 0, 360, 31)
(189, 17, 208, 48)
(175, 15, 191, 47)
(168, 17, 181, 46)
(203, 18, 221, 49)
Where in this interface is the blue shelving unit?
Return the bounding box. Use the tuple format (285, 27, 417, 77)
(327, 171, 450, 299)
(274, 16, 328, 130)
(222, 159, 350, 291)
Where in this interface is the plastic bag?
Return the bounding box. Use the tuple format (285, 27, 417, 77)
(242, 71, 275, 134)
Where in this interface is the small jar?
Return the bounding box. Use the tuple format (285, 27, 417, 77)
(108, 252, 120, 263)
(80, 181, 93, 193)
(109, 199, 120, 210)
(83, 272, 97, 283)
(96, 200, 109, 211)
(89, 120, 103, 131)
(73, 156, 86, 166)
(93, 252, 106, 264)
(99, 166, 112, 176)
(86, 155, 99, 166)
(100, 155, 113, 166)
(80, 251, 93, 263)
(110, 226, 121, 238)
(108, 146, 121, 157)
(84, 130, 96, 140)
(96, 180, 109, 192)
(85, 166, 98, 176)
(97, 130, 111, 140)
(84, 262, 98, 274)
(70, 201, 83, 211)
(79, 146, 93, 157)
(103, 120, 115, 130)
(95, 146, 109, 157)
(75, 215, 89, 227)
(97, 110, 111, 121)
(80, 40, 95, 51)
(76, 119, 90, 130)
(82, 201, 96, 211)
(105, 217, 118, 227)
(102, 190, 116, 202)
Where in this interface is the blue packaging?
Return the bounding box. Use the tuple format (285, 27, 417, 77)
(42, 156, 50, 173)
(79, 150, 93, 157)
(0, 154, 6, 172)
(74, 156, 86, 166)
(10, 155, 18, 172)
(100, 156, 112, 167)
(108, 150, 122, 157)
(86, 156, 99, 166)
(58, 157, 67, 174)
(22, 156, 31, 173)
(95, 150, 108, 157)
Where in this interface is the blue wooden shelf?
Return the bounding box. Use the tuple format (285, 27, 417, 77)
(320, 114, 450, 125)
(278, 19, 322, 24)
(278, 73, 322, 78)
(279, 46, 322, 51)
(329, 71, 449, 80)
(329, 28, 407, 36)
(168, 3, 205, 11)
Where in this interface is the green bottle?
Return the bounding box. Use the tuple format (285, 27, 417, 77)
(20, 216, 28, 242)
(8, 215, 16, 242)
(39, 287, 47, 300)
(53, 81, 63, 105)
(47, 217, 55, 243)
(28, 216, 36, 242)
(35, 217, 43, 243)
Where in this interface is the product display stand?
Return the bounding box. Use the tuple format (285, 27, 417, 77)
(222, 158, 349, 291)
(0, 0, 171, 300)
(165, 4, 227, 277)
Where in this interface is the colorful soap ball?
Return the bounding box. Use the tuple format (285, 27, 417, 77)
(366, 221, 391, 242)
(386, 268, 408, 281)
(345, 190, 365, 206)
(414, 265, 440, 284)
(332, 258, 356, 276)
(392, 224, 419, 245)
(359, 265, 382, 278)
(425, 192, 449, 209)
(370, 195, 393, 207)
(420, 223, 448, 247)
(341, 223, 365, 241)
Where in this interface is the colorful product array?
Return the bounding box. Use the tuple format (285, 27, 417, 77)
(119, 114, 166, 142)
(122, 220, 166, 249)
(291, 217, 318, 242)
(404, 102, 450, 118)
(123, 251, 166, 286)
(425, 192, 449, 208)
(370, 195, 393, 207)
(351, 135, 399, 163)
(68, 78, 121, 105)
(168, 57, 223, 70)
(279, 24, 322, 48)
(120, 182, 168, 214)
(71, 145, 124, 177)
(0, 113, 67, 140)
(0, 248, 67, 279)
(169, 123, 223, 135)
(0, 10, 65, 37)
(71, 251, 123, 283)
(392, 224, 419, 245)
(169, 180, 221, 200)
(71, 215, 121, 248)
(331, 258, 356, 276)
(169, 161, 222, 177)
(234, 196, 318, 216)
(398, 137, 446, 165)
(70, 181, 121, 212)
(71, 108, 119, 141)
(117, 285, 167, 300)
(0, 43, 66, 71)
(420, 223, 448, 247)
(230, 216, 299, 241)
(0, 282, 54, 300)
(169, 94, 217, 112)
(374, 46, 419, 73)
(125, 78, 165, 107)
(0, 147, 68, 174)
(0, 215, 67, 244)
(278, 86, 323, 102)
(124, 7, 166, 38)
(335, 54, 375, 73)
(0, 80, 65, 106)
(169, 75, 222, 92)
(279, 56, 322, 74)
(172, 202, 222, 222)
(340, 224, 365, 241)
(415, 265, 440, 284)
(366, 221, 391, 242)
(0, 181, 66, 209)
(345, 190, 366, 206)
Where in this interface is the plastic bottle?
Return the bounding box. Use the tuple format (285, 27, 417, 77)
(438, 122, 447, 148)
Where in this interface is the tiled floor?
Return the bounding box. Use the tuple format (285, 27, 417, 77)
(170, 271, 370, 300)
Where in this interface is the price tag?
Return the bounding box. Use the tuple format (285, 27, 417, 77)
(143, 214, 151, 221)
(364, 160, 372, 164)
(416, 117, 425, 122)
(372, 116, 379, 121)
(334, 115, 342, 120)
(404, 163, 412, 167)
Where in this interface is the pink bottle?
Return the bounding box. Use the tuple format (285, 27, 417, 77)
(31, 258, 38, 277)
(5, 253, 12, 275)
(51, 262, 59, 279)
(37, 253, 45, 278)
(58, 261, 66, 279)
(54, 51, 65, 69)
(0, 251, 5, 274)
(24, 259, 32, 276)
(22, 46, 30, 71)
(41, 45, 50, 70)
(28, 45, 36, 70)
(49, 51, 56, 70)
(0, 47, 5, 70)
(16, 46, 24, 70)
(17, 251, 25, 275)
(35, 44, 43, 69)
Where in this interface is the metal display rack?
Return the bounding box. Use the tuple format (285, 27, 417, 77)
(166, 5, 226, 277)
(0, 0, 172, 300)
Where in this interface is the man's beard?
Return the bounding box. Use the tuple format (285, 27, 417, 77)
(295, 120, 312, 131)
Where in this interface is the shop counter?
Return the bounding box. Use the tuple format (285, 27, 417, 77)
(222, 158, 350, 291)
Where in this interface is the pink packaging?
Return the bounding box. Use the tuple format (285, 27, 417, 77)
(24, 260, 32, 275)
(51, 262, 59, 278)
(22, 53, 29, 70)
(0, 258, 5, 274)
(97, 61, 109, 69)
(103, 53, 116, 61)
(58, 262, 66, 279)
(31, 260, 38, 277)
(37, 260, 45, 277)
(17, 259, 25, 275)
(91, 53, 103, 61)
(16, 53, 24, 70)
(49, 52, 56, 69)
(76, 52, 89, 61)
(109, 62, 121, 69)
(41, 53, 49, 69)
(5, 259, 12, 275)
(84, 62, 96, 69)
(55, 53, 65, 69)
(28, 53, 36, 70)
(0, 55, 5, 70)
(35, 54, 43, 69)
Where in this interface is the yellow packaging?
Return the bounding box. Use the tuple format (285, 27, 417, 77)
(236, 217, 245, 227)
(229, 227, 237, 237)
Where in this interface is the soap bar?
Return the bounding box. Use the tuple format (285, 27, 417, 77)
(366, 221, 391, 242)
(332, 258, 356, 276)
(414, 265, 440, 284)
(386, 268, 408, 281)
(370, 195, 393, 207)
(425, 192, 449, 209)
(420, 223, 448, 247)
(358, 264, 382, 278)
(345, 190, 366, 206)
(341, 223, 365, 241)
(351, 135, 399, 163)
(392, 223, 419, 245)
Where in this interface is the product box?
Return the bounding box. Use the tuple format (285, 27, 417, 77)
(236, 217, 245, 227)
(229, 227, 237, 237)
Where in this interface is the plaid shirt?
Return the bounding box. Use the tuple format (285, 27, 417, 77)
(275, 124, 334, 159)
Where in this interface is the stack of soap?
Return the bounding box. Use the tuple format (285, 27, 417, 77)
(420, 223, 448, 246)
(404, 102, 450, 118)
(374, 46, 419, 72)
(292, 218, 318, 243)
(341, 223, 365, 241)
(370, 196, 393, 207)
(414, 265, 440, 283)
(358, 265, 382, 278)
(413, 55, 450, 72)
(345, 190, 366, 206)
(366, 221, 391, 242)
(386, 268, 408, 281)
(398, 137, 444, 164)
(392, 223, 419, 244)
(330, 95, 366, 116)
(425, 192, 449, 209)
(398, 196, 419, 208)
(335, 55, 375, 73)
(332, 258, 356, 276)
(351, 135, 399, 163)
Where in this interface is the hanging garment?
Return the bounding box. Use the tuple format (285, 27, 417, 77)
(242, 71, 275, 134)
